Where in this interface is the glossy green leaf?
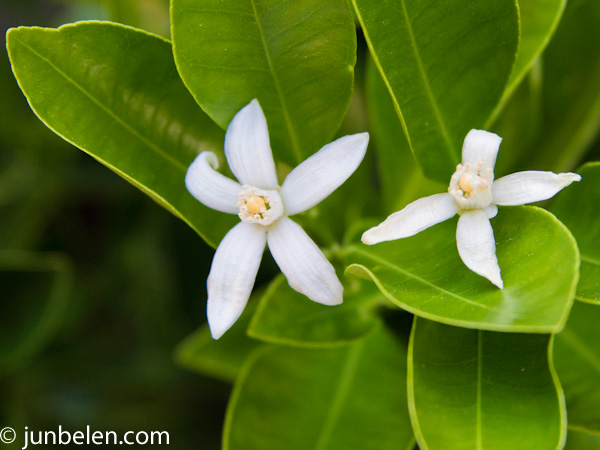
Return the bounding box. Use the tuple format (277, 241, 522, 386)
(352, 0, 519, 182)
(175, 302, 262, 382)
(171, 0, 356, 166)
(365, 56, 443, 213)
(488, 0, 567, 124)
(517, 0, 600, 172)
(346, 206, 578, 333)
(0, 250, 72, 373)
(565, 429, 600, 450)
(248, 275, 382, 347)
(7, 22, 233, 248)
(554, 301, 600, 433)
(224, 327, 414, 450)
(408, 318, 566, 450)
(550, 163, 600, 303)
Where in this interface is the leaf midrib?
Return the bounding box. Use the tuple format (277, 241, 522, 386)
(350, 247, 493, 311)
(398, 0, 457, 162)
(12, 34, 187, 172)
(249, 0, 302, 163)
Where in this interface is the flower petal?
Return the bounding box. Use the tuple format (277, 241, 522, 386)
(267, 217, 342, 305)
(280, 133, 369, 215)
(207, 222, 266, 339)
(361, 193, 458, 245)
(461, 129, 502, 169)
(456, 210, 503, 289)
(484, 204, 498, 219)
(224, 99, 278, 189)
(185, 152, 241, 214)
(492, 171, 581, 206)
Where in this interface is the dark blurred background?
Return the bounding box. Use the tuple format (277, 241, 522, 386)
(0, 1, 241, 448)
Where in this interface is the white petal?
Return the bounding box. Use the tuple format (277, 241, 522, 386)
(361, 193, 458, 245)
(207, 222, 266, 339)
(267, 217, 342, 305)
(484, 204, 498, 219)
(461, 129, 502, 169)
(185, 152, 241, 214)
(224, 99, 278, 189)
(456, 210, 503, 289)
(280, 133, 369, 215)
(492, 171, 581, 206)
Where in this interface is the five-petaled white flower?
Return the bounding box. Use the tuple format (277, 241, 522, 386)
(186, 99, 369, 339)
(361, 129, 581, 289)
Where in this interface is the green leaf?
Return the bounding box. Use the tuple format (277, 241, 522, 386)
(352, 0, 519, 182)
(565, 429, 600, 450)
(515, 0, 600, 172)
(408, 318, 566, 450)
(365, 56, 444, 213)
(248, 275, 382, 347)
(487, 0, 567, 124)
(224, 327, 414, 450)
(346, 206, 578, 333)
(171, 0, 356, 166)
(553, 301, 600, 434)
(550, 162, 600, 304)
(0, 250, 72, 373)
(6, 22, 232, 248)
(175, 301, 263, 383)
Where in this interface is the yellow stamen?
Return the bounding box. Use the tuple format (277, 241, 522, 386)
(246, 196, 266, 214)
(459, 174, 473, 193)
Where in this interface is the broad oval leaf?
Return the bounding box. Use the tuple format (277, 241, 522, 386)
(408, 318, 566, 450)
(352, 0, 519, 182)
(248, 275, 382, 347)
(550, 163, 600, 304)
(554, 301, 600, 433)
(346, 206, 579, 333)
(365, 56, 443, 213)
(171, 0, 356, 166)
(224, 327, 414, 450)
(6, 22, 232, 248)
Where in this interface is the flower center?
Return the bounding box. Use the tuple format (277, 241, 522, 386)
(448, 159, 493, 210)
(238, 185, 284, 226)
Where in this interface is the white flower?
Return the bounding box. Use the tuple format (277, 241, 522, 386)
(361, 129, 581, 289)
(186, 99, 369, 338)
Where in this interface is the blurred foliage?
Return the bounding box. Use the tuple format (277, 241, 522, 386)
(0, 1, 237, 448)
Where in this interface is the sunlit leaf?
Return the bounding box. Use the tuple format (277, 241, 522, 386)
(408, 318, 566, 450)
(224, 327, 414, 450)
(365, 56, 443, 213)
(352, 0, 519, 182)
(7, 22, 232, 248)
(171, 0, 356, 166)
(248, 275, 382, 347)
(346, 206, 578, 333)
